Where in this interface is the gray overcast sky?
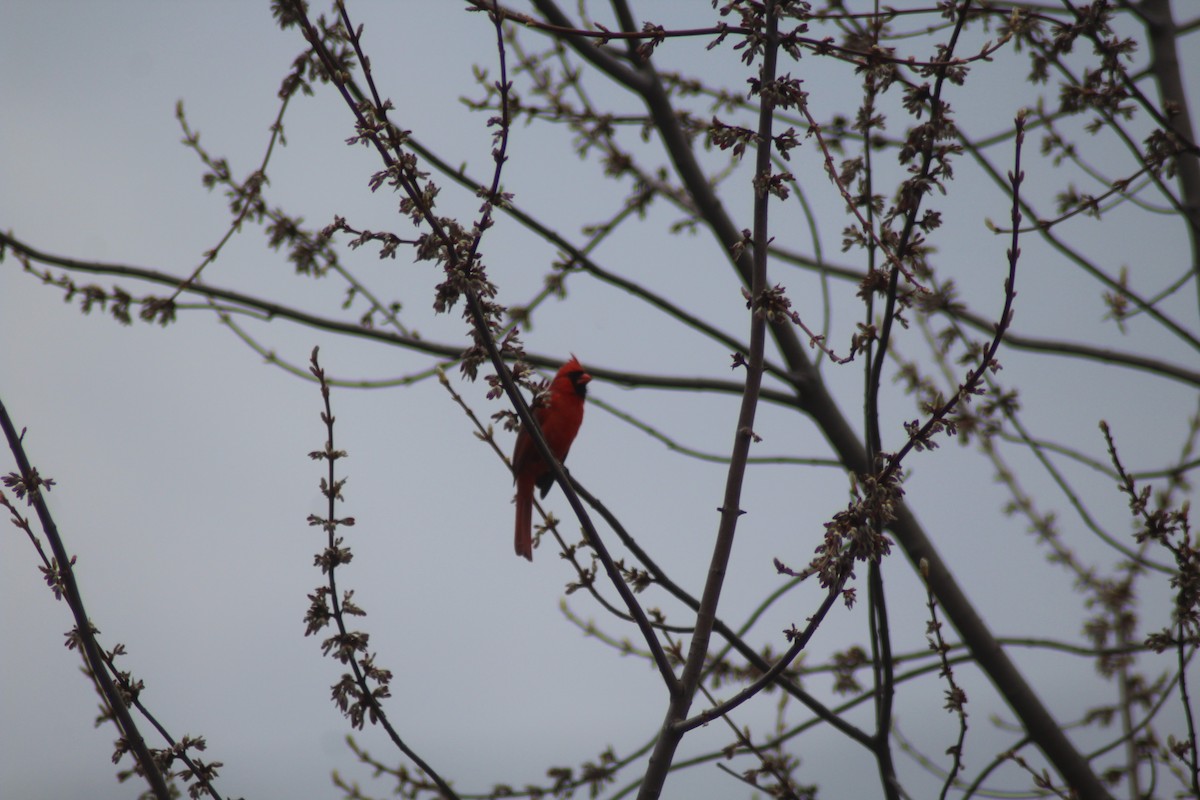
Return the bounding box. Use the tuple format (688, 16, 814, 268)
(2, 3, 1197, 799)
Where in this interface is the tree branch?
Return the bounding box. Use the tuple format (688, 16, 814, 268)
(0, 397, 173, 800)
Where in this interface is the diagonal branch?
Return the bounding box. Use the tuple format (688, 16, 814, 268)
(0, 397, 173, 800)
(295, 0, 683, 693)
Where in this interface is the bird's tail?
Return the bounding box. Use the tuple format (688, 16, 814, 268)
(514, 479, 534, 561)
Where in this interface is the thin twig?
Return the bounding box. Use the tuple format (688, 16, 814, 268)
(305, 348, 460, 800)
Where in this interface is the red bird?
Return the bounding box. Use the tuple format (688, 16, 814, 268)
(511, 356, 591, 561)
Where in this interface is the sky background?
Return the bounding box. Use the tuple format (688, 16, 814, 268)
(2, 3, 1198, 799)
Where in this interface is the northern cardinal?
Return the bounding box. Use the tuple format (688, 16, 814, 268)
(511, 356, 591, 560)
